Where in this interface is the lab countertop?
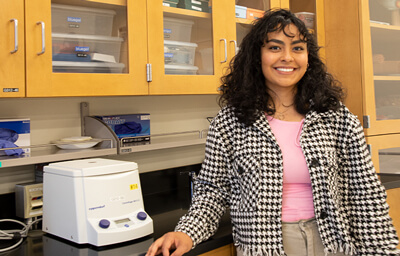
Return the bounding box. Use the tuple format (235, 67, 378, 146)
(0, 208, 233, 256)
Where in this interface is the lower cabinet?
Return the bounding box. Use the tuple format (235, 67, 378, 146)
(199, 244, 236, 256)
(386, 186, 400, 249)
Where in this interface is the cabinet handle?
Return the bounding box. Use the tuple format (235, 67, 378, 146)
(220, 39, 227, 63)
(36, 21, 45, 55)
(10, 19, 18, 54)
(230, 40, 238, 55)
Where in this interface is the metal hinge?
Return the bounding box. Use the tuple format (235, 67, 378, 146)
(363, 115, 370, 128)
(367, 144, 372, 155)
(146, 64, 152, 82)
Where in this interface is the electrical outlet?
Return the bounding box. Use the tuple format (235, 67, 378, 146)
(15, 182, 43, 219)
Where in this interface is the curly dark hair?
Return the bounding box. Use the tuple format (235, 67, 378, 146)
(219, 8, 345, 126)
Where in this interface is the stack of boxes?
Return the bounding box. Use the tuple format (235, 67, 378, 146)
(51, 4, 125, 73)
(163, 17, 199, 75)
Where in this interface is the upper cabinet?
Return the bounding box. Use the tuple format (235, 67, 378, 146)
(0, 0, 25, 97)
(325, 0, 400, 137)
(360, 0, 400, 136)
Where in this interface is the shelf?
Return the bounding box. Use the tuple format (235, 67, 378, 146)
(374, 75, 400, 81)
(0, 139, 116, 168)
(119, 132, 207, 154)
(235, 17, 254, 25)
(370, 22, 400, 31)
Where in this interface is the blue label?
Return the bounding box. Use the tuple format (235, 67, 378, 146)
(67, 17, 81, 23)
(163, 28, 172, 34)
(164, 53, 173, 58)
(75, 46, 90, 52)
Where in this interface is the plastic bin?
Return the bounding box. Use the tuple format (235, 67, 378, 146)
(53, 61, 125, 73)
(294, 12, 315, 29)
(163, 17, 194, 42)
(165, 64, 198, 75)
(51, 4, 116, 36)
(52, 33, 123, 63)
(235, 5, 247, 18)
(164, 40, 198, 66)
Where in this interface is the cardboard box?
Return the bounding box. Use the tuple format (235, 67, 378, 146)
(178, 0, 210, 12)
(247, 8, 264, 20)
(95, 114, 150, 141)
(0, 118, 30, 156)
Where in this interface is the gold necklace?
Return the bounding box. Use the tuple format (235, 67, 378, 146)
(274, 107, 291, 120)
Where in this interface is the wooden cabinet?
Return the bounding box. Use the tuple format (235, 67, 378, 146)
(0, 0, 25, 97)
(324, 0, 400, 174)
(199, 244, 236, 256)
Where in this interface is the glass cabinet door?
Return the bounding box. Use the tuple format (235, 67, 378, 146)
(368, 134, 400, 174)
(360, 0, 400, 135)
(50, 1, 128, 74)
(148, 0, 234, 94)
(25, 0, 149, 97)
(284, 0, 325, 58)
(234, 0, 279, 50)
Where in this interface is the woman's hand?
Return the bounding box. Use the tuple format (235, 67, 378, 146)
(145, 231, 193, 256)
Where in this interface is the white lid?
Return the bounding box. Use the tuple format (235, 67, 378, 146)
(44, 158, 138, 177)
(165, 64, 199, 70)
(163, 17, 194, 25)
(52, 33, 124, 42)
(294, 12, 315, 15)
(164, 40, 198, 47)
(52, 61, 125, 68)
(51, 3, 116, 16)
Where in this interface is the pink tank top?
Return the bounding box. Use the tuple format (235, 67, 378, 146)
(267, 116, 315, 222)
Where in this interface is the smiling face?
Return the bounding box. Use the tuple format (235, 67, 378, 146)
(261, 24, 308, 93)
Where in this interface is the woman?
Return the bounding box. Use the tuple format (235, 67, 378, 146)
(146, 9, 399, 256)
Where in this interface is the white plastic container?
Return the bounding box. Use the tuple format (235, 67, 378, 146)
(53, 61, 125, 74)
(235, 5, 247, 18)
(165, 64, 198, 75)
(294, 12, 315, 29)
(163, 17, 194, 42)
(51, 4, 116, 36)
(164, 40, 197, 66)
(52, 33, 123, 63)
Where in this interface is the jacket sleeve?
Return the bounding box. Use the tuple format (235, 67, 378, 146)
(174, 118, 232, 247)
(344, 113, 399, 255)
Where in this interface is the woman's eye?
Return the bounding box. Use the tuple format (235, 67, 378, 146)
(269, 46, 280, 50)
(293, 46, 305, 51)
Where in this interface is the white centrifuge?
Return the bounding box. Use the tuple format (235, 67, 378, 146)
(42, 158, 153, 247)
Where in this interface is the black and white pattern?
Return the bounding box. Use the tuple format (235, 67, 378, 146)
(175, 105, 400, 256)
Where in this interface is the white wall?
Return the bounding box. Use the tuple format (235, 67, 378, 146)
(0, 95, 220, 194)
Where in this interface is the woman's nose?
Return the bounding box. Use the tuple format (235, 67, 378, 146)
(281, 49, 294, 62)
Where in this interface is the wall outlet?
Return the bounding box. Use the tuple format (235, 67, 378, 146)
(15, 182, 43, 219)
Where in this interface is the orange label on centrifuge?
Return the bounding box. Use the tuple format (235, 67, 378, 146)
(130, 184, 138, 190)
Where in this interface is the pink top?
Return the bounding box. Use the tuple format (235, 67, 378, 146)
(267, 116, 315, 222)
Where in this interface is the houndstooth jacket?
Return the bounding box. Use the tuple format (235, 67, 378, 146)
(175, 105, 400, 256)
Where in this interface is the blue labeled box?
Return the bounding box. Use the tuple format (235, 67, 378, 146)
(0, 118, 30, 156)
(95, 114, 150, 142)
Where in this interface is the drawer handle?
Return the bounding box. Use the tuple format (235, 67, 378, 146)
(220, 38, 227, 63)
(230, 40, 238, 55)
(10, 19, 18, 54)
(36, 21, 45, 55)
